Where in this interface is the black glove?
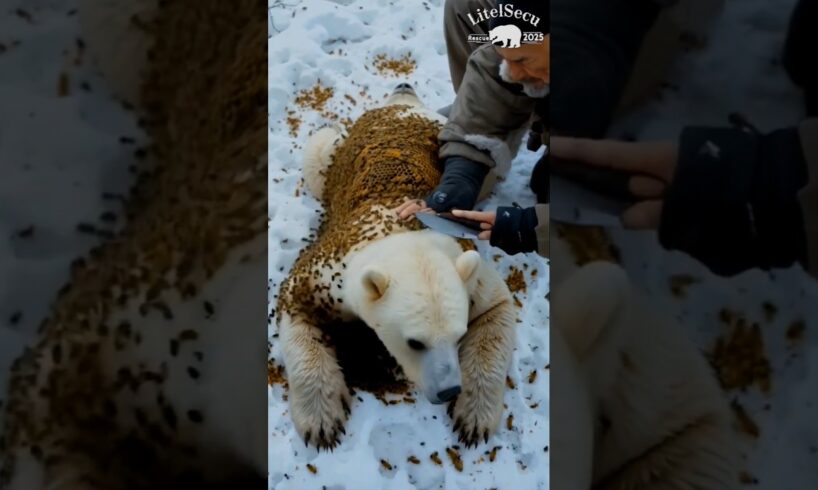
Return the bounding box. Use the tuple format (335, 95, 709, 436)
(490, 206, 539, 255)
(659, 126, 808, 276)
(426, 156, 490, 212)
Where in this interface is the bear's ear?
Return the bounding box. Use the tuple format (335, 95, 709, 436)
(455, 250, 481, 284)
(361, 267, 390, 301)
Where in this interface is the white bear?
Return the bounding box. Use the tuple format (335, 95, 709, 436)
(489, 24, 522, 48)
(276, 84, 517, 450)
(550, 243, 739, 489)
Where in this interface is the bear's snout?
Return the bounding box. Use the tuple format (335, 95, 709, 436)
(392, 83, 415, 95)
(421, 345, 463, 404)
(437, 385, 461, 402)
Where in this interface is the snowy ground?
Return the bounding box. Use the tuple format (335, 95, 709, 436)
(268, 1, 549, 489)
(609, 0, 818, 487)
(0, 2, 142, 411)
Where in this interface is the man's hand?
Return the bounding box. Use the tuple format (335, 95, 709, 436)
(550, 136, 677, 229)
(451, 209, 495, 240)
(395, 198, 434, 220)
(426, 156, 490, 213)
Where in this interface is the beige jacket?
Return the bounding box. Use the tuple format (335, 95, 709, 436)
(438, 44, 549, 258)
(439, 44, 540, 173)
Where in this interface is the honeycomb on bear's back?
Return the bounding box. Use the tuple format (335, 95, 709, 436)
(323, 104, 443, 220)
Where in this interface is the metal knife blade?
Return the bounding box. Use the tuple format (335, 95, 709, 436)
(550, 174, 627, 227)
(415, 212, 481, 239)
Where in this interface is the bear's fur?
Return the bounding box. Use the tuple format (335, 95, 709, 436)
(0, 1, 267, 488)
(551, 235, 738, 489)
(276, 86, 517, 450)
(78, 0, 158, 106)
(301, 125, 346, 200)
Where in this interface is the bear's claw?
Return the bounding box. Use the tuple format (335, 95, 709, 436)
(449, 387, 505, 448)
(289, 378, 352, 451)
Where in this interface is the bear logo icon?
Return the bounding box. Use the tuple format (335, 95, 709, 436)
(489, 24, 522, 48)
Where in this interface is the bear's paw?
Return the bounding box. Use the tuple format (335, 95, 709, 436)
(447, 382, 506, 447)
(288, 369, 353, 451)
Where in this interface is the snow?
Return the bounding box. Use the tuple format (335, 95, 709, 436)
(268, 0, 549, 488)
(609, 0, 818, 487)
(0, 2, 142, 408)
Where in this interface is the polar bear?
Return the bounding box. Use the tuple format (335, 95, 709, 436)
(489, 24, 522, 48)
(276, 84, 517, 450)
(550, 233, 738, 488)
(0, 1, 267, 489)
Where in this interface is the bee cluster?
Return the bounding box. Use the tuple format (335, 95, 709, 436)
(554, 222, 621, 266)
(371, 53, 417, 77)
(275, 105, 444, 329)
(708, 310, 773, 394)
(1, 0, 266, 487)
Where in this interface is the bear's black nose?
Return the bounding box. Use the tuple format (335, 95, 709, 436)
(437, 385, 461, 402)
(393, 82, 415, 94)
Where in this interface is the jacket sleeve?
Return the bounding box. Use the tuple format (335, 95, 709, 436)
(659, 119, 817, 277)
(439, 44, 535, 170)
(797, 119, 818, 277)
(550, 0, 660, 137)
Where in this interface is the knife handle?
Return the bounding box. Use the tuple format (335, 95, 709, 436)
(437, 212, 486, 231)
(551, 156, 638, 203)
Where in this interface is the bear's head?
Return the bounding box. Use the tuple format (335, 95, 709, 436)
(384, 82, 423, 108)
(380, 83, 447, 126)
(345, 231, 481, 404)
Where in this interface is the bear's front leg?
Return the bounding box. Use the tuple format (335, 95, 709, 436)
(279, 312, 352, 450)
(449, 269, 516, 447)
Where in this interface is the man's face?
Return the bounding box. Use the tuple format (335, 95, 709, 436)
(495, 34, 550, 85)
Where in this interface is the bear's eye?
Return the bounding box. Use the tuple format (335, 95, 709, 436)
(407, 339, 426, 351)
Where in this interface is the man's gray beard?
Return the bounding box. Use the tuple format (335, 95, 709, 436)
(499, 60, 549, 98)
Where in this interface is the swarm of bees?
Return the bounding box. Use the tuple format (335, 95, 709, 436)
(554, 222, 621, 265)
(276, 106, 444, 326)
(0, 0, 266, 486)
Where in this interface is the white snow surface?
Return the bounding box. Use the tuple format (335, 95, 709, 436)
(268, 1, 549, 489)
(0, 1, 142, 414)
